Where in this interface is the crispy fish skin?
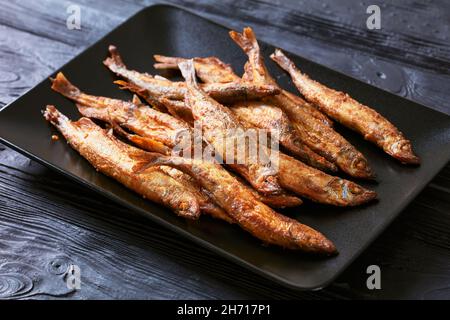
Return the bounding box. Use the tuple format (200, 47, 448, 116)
(157, 98, 307, 208)
(282, 90, 331, 128)
(51, 74, 300, 209)
(132, 152, 337, 255)
(230, 101, 338, 172)
(159, 97, 376, 206)
(229, 27, 375, 179)
(268, 93, 375, 179)
(51, 72, 190, 151)
(178, 60, 283, 196)
(175, 62, 376, 206)
(154, 55, 240, 83)
(43, 105, 200, 219)
(278, 152, 376, 206)
(104, 46, 280, 103)
(163, 97, 337, 173)
(152, 55, 336, 173)
(229, 32, 333, 127)
(158, 166, 234, 223)
(271, 49, 420, 165)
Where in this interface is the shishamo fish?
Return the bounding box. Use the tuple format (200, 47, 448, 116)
(271, 49, 419, 164)
(229, 27, 376, 179)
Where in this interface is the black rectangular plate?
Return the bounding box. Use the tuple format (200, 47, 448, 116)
(1, 5, 449, 290)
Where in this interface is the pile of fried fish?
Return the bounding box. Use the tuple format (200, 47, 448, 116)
(44, 28, 419, 256)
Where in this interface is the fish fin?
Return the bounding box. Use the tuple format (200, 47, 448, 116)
(114, 80, 147, 96)
(130, 151, 165, 174)
(132, 94, 144, 106)
(128, 136, 171, 155)
(160, 98, 194, 124)
(154, 75, 170, 81)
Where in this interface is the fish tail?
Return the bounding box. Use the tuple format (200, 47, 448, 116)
(42, 104, 69, 127)
(50, 72, 81, 100)
(229, 27, 259, 54)
(103, 45, 125, 68)
(178, 60, 198, 87)
(153, 55, 183, 69)
(130, 151, 168, 174)
(270, 49, 295, 72)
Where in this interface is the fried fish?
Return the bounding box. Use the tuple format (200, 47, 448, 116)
(51, 73, 301, 207)
(271, 49, 420, 164)
(152, 54, 336, 172)
(132, 151, 337, 255)
(104, 46, 280, 104)
(178, 60, 283, 196)
(177, 60, 376, 206)
(43, 105, 201, 219)
(229, 27, 375, 179)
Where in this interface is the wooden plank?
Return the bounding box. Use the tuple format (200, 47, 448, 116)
(0, 24, 75, 107)
(0, 0, 135, 46)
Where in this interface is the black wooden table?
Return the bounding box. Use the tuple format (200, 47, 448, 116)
(0, 0, 449, 299)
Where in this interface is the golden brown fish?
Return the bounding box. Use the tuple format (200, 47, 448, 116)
(229, 27, 375, 179)
(158, 97, 337, 173)
(178, 60, 283, 196)
(51, 72, 190, 153)
(51, 73, 301, 208)
(43, 105, 201, 219)
(132, 151, 337, 255)
(161, 162, 302, 210)
(152, 54, 337, 172)
(103, 46, 280, 103)
(271, 49, 420, 165)
(152, 53, 332, 126)
(178, 60, 376, 206)
(230, 101, 338, 172)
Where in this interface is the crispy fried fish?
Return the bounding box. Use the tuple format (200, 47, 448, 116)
(277, 152, 376, 206)
(51, 72, 190, 154)
(161, 162, 302, 210)
(229, 27, 375, 179)
(230, 101, 338, 172)
(159, 97, 337, 173)
(51, 73, 301, 207)
(152, 55, 336, 172)
(178, 60, 283, 196)
(153, 53, 332, 125)
(43, 105, 201, 219)
(271, 49, 420, 165)
(103, 46, 280, 103)
(132, 152, 337, 255)
(178, 60, 376, 206)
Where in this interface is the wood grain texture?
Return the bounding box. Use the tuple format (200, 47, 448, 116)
(0, 0, 449, 299)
